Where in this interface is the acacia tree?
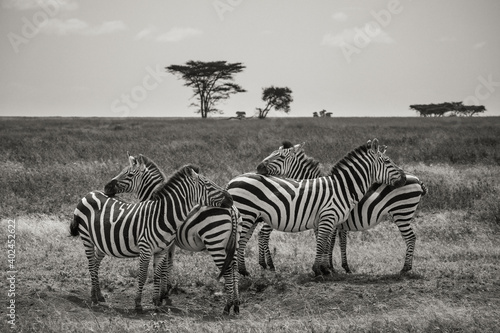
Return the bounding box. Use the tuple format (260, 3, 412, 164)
(166, 60, 246, 118)
(410, 102, 486, 117)
(256, 86, 293, 119)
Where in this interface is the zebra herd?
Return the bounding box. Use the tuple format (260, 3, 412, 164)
(71, 138, 427, 314)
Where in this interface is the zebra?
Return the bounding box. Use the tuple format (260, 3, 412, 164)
(227, 139, 406, 276)
(70, 163, 233, 312)
(104, 153, 240, 314)
(257, 141, 427, 274)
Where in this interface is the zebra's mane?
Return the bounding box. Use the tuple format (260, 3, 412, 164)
(329, 143, 369, 176)
(152, 164, 200, 199)
(281, 140, 321, 174)
(139, 155, 167, 181)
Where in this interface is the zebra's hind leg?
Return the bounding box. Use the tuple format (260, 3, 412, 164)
(338, 230, 352, 273)
(312, 222, 334, 276)
(86, 247, 106, 303)
(158, 246, 174, 305)
(258, 224, 275, 271)
(326, 228, 337, 272)
(222, 260, 240, 315)
(153, 250, 171, 307)
(237, 221, 259, 276)
(134, 250, 152, 313)
(396, 222, 416, 274)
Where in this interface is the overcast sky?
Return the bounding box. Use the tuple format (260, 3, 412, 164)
(1, 0, 499, 117)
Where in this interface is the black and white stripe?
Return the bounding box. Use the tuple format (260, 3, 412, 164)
(257, 141, 427, 274)
(228, 139, 406, 276)
(105, 154, 240, 314)
(70, 164, 233, 312)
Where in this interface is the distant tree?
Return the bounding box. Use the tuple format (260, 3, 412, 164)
(166, 60, 246, 118)
(410, 102, 486, 117)
(256, 86, 293, 119)
(456, 104, 486, 116)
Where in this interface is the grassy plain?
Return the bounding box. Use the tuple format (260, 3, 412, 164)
(1, 116, 499, 332)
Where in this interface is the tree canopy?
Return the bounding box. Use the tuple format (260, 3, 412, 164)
(166, 60, 246, 118)
(410, 102, 486, 117)
(256, 86, 293, 119)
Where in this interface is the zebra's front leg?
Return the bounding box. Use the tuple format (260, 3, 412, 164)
(312, 221, 334, 276)
(338, 229, 351, 273)
(86, 248, 106, 303)
(135, 250, 152, 313)
(258, 224, 275, 271)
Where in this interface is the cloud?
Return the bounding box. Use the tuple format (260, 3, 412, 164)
(322, 23, 394, 47)
(135, 26, 157, 40)
(135, 26, 203, 42)
(40, 18, 127, 36)
(332, 12, 348, 22)
(2, 0, 78, 11)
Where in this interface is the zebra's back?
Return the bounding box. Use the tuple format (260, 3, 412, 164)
(228, 173, 337, 233)
(73, 191, 158, 258)
(340, 175, 424, 231)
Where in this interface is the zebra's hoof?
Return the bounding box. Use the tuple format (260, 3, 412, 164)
(342, 264, 352, 274)
(135, 305, 144, 314)
(234, 304, 240, 315)
(400, 267, 412, 275)
(239, 269, 250, 277)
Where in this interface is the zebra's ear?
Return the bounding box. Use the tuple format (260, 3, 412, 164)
(128, 153, 136, 167)
(281, 141, 293, 149)
(137, 155, 147, 171)
(293, 142, 305, 154)
(369, 138, 379, 154)
(380, 145, 387, 154)
(186, 165, 199, 178)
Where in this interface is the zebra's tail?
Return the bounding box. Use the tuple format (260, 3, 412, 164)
(419, 180, 428, 196)
(217, 206, 239, 281)
(70, 214, 80, 237)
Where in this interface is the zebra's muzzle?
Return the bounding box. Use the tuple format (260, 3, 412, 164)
(391, 171, 407, 188)
(104, 179, 118, 197)
(256, 162, 269, 175)
(220, 191, 234, 209)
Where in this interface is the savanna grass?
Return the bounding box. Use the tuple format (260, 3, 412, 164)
(2, 116, 500, 332)
(1, 117, 499, 218)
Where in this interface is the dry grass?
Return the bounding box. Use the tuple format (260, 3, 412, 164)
(1, 116, 499, 332)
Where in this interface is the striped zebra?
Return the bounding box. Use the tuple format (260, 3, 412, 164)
(227, 139, 406, 276)
(104, 154, 240, 314)
(70, 163, 233, 312)
(257, 141, 427, 274)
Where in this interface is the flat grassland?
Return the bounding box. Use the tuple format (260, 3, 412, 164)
(1, 116, 499, 332)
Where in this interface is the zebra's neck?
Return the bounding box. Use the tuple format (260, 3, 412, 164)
(153, 189, 198, 226)
(137, 166, 166, 201)
(329, 150, 373, 206)
(290, 153, 322, 180)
